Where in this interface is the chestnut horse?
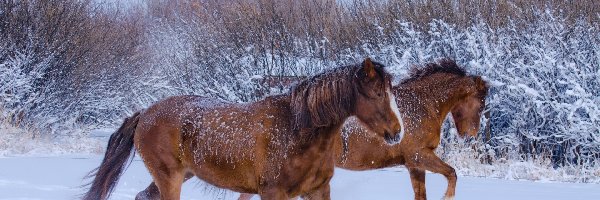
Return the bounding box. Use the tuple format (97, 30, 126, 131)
(82, 58, 402, 200)
(332, 59, 488, 200)
(236, 59, 488, 200)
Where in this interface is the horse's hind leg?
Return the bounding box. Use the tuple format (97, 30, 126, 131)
(136, 172, 194, 200)
(139, 146, 186, 199)
(238, 193, 255, 200)
(239, 193, 299, 200)
(259, 187, 289, 200)
(150, 168, 185, 200)
(302, 183, 330, 200)
(136, 182, 159, 200)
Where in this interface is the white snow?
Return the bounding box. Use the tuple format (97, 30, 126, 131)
(0, 156, 598, 200)
(0, 125, 104, 157)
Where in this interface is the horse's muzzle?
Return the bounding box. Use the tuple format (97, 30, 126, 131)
(384, 131, 401, 144)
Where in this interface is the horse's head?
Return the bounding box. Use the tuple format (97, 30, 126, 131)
(451, 76, 489, 137)
(353, 58, 403, 144)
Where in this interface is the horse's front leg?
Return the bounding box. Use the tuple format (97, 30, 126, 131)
(407, 150, 457, 200)
(302, 183, 331, 200)
(239, 193, 300, 200)
(259, 187, 290, 200)
(408, 167, 426, 200)
(238, 193, 255, 200)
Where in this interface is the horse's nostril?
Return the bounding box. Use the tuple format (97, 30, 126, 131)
(383, 131, 401, 144)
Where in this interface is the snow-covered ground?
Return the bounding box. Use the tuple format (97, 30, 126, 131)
(1, 155, 599, 200)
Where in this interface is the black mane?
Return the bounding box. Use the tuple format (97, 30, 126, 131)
(401, 59, 466, 84)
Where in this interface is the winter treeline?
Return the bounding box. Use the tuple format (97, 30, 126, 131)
(0, 0, 146, 136)
(1, 0, 599, 181)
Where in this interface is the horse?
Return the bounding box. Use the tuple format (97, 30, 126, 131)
(236, 59, 489, 200)
(82, 58, 403, 200)
(332, 59, 488, 200)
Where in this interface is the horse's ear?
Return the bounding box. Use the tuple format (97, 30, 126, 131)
(473, 76, 488, 91)
(362, 58, 377, 79)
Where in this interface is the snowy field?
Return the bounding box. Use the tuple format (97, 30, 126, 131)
(1, 156, 599, 200)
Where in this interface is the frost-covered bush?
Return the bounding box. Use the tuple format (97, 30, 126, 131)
(1, 0, 598, 182)
(0, 0, 146, 135)
(0, 48, 51, 127)
(137, 9, 599, 181)
(385, 15, 600, 182)
(142, 19, 271, 103)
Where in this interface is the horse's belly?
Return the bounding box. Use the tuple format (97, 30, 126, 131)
(191, 160, 258, 193)
(182, 128, 261, 192)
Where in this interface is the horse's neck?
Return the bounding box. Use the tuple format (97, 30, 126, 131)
(397, 76, 468, 125)
(273, 92, 347, 151)
(295, 121, 346, 149)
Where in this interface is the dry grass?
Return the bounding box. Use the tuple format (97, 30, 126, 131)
(372, 0, 600, 29)
(0, 0, 147, 89)
(142, 0, 600, 62)
(2, 0, 598, 137)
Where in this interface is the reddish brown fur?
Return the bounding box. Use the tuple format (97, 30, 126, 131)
(236, 59, 489, 200)
(332, 60, 489, 200)
(83, 58, 401, 200)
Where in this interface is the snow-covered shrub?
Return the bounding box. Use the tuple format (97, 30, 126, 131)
(1, 0, 598, 182)
(0, 0, 147, 136)
(396, 13, 600, 182)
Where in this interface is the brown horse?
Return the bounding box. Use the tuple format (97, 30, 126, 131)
(82, 58, 402, 200)
(237, 59, 489, 200)
(332, 59, 488, 200)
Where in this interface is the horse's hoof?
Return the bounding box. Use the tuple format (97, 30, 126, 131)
(442, 196, 455, 200)
(135, 191, 159, 200)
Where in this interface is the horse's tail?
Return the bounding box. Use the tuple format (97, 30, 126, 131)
(82, 111, 141, 200)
